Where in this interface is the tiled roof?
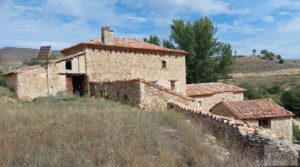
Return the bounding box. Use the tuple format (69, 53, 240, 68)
(61, 38, 188, 56)
(186, 83, 246, 97)
(213, 99, 294, 119)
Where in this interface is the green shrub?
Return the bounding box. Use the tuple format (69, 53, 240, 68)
(239, 82, 263, 99)
(281, 85, 300, 115)
(267, 85, 284, 94)
(293, 123, 300, 140)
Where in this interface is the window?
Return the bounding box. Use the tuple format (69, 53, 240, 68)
(162, 61, 167, 69)
(197, 101, 202, 108)
(66, 60, 72, 70)
(258, 120, 270, 128)
(170, 81, 176, 91)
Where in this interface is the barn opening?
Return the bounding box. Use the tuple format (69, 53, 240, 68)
(66, 74, 85, 96)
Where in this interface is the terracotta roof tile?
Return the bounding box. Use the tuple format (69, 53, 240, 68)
(186, 83, 246, 97)
(214, 98, 294, 119)
(61, 38, 188, 55)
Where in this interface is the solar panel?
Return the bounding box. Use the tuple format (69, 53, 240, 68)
(36, 46, 51, 60)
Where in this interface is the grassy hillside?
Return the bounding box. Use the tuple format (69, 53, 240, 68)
(0, 87, 251, 167)
(234, 56, 300, 73)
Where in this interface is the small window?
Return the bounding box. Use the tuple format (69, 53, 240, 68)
(162, 61, 167, 69)
(117, 91, 120, 99)
(170, 81, 176, 91)
(258, 120, 270, 128)
(66, 60, 72, 70)
(197, 101, 202, 108)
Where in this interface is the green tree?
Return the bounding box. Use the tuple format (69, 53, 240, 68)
(281, 85, 300, 115)
(216, 43, 234, 79)
(169, 17, 233, 83)
(143, 35, 160, 46)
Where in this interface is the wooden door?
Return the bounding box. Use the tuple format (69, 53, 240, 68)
(66, 76, 73, 93)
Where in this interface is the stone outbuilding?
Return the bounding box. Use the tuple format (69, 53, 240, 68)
(186, 83, 246, 112)
(210, 98, 294, 140)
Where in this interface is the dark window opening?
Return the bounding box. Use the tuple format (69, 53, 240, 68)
(162, 61, 167, 69)
(258, 120, 270, 128)
(66, 60, 72, 70)
(170, 81, 176, 91)
(117, 91, 120, 99)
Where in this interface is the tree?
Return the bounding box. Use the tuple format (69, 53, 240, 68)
(281, 85, 300, 115)
(252, 49, 256, 56)
(143, 35, 160, 46)
(169, 17, 234, 83)
(216, 43, 234, 79)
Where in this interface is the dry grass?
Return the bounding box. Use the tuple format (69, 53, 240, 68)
(0, 89, 252, 166)
(234, 56, 300, 73)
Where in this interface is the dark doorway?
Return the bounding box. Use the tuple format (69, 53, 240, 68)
(66, 75, 85, 96)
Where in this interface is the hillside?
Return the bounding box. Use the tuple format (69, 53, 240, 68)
(0, 47, 62, 65)
(232, 56, 300, 88)
(0, 87, 251, 167)
(234, 56, 300, 73)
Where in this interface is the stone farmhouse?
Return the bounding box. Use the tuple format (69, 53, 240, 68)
(210, 98, 294, 140)
(2, 26, 294, 140)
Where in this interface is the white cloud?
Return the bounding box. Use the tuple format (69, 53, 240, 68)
(261, 16, 275, 23)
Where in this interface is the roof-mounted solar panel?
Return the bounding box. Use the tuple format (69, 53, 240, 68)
(36, 46, 51, 60)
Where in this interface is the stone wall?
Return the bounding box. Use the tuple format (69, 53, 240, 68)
(13, 62, 67, 99)
(89, 80, 141, 106)
(85, 48, 187, 95)
(89, 79, 197, 112)
(192, 92, 243, 112)
(270, 117, 293, 140)
(168, 101, 300, 166)
(140, 81, 197, 111)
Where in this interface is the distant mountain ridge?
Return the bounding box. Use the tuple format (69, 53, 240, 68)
(0, 47, 61, 65)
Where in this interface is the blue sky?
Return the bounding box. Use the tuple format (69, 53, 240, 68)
(1, 0, 300, 59)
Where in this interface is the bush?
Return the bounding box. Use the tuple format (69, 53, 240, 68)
(267, 85, 284, 94)
(239, 82, 263, 99)
(281, 85, 300, 115)
(293, 124, 300, 140)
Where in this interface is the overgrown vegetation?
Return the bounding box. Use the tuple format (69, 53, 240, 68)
(0, 92, 252, 166)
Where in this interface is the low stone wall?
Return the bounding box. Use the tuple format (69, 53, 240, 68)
(168, 101, 300, 166)
(89, 79, 197, 111)
(140, 80, 197, 111)
(89, 80, 141, 106)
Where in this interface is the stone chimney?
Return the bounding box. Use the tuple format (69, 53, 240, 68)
(101, 26, 114, 45)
